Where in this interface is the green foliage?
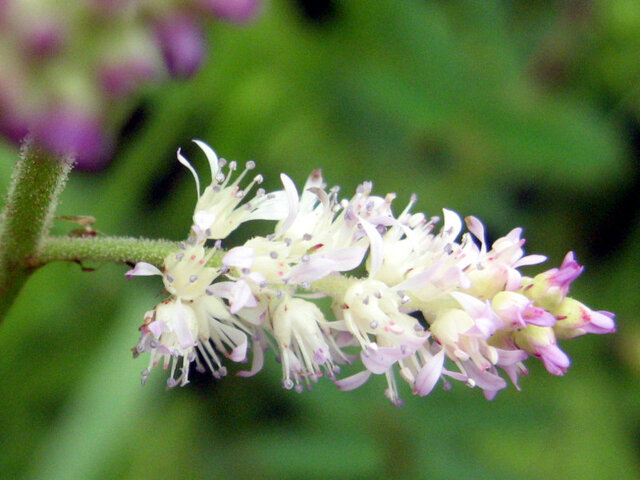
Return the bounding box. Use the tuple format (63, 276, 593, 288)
(1, 1, 638, 479)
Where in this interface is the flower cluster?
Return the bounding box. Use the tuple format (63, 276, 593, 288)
(0, 0, 261, 169)
(128, 141, 616, 405)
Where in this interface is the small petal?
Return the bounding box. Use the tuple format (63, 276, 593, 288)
(335, 370, 372, 391)
(414, 349, 445, 396)
(126, 262, 163, 279)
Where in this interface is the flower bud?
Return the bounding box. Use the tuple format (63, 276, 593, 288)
(491, 291, 556, 330)
(522, 252, 583, 310)
(513, 325, 569, 375)
(553, 297, 616, 339)
(155, 13, 206, 79)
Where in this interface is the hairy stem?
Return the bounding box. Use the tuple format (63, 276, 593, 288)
(0, 141, 73, 320)
(32, 236, 186, 269)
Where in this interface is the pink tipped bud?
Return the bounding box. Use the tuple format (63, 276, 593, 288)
(522, 252, 584, 310)
(155, 14, 206, 79)
(197, 0, 262, 23)
(553, 297, 616, 339)
(514, 325, 569, 376)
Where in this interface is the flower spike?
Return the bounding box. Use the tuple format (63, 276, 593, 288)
(129, 140, 616, 406)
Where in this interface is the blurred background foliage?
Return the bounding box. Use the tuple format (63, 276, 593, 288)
(1, 0, 640, 478)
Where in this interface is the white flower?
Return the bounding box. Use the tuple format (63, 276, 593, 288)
(271, 297, 344, 392)
(178, 140, 290, 239)
(127, 141, 615, 406)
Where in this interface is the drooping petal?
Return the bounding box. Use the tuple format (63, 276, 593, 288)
(414, 349, 445, 396)
(125, 262, 163, 279)
(335, 370, 372, 391)
(361, 346, 406, 374)
(237, 340, 265, 377)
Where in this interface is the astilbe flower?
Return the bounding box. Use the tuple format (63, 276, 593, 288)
(127, 140, 616, 404)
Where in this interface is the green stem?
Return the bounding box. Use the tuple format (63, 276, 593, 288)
(0, 141, 73, 320)
(31, 236, 184, 269)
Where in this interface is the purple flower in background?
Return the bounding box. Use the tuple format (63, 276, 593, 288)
(99, 58, 159, 97)
(155, 14, 206, 79)
(33, 107, 109, 170)
(88, 0, 138, 15)
(197, 0, 261, 22)
(0, 0, 10, 26)
(0, 0, 267, 167)
(0, 86, 28, 143)
(20, 20, 65, 58)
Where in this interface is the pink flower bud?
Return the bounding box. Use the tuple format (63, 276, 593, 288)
(553, 297, 616, 339)
(155, 14, 206, 79)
